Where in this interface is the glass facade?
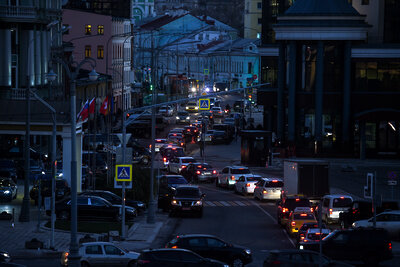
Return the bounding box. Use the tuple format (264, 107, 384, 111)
(354, 61, 400, 92)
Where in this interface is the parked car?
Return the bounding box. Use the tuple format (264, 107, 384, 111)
(30, 174, 70, 205)
(234, 175, 261, 196)
(53, 195, 136, 222)
(157, 175, 189, 211)
(158, 105, 174, 117)
(277, 195, 311, 226)
(253, 178, 284, 201)
(216, 166, 253, 189)
(181, 162, 218, 183)
(263, 249, 354, 267)
(318, 195, 353, 224)
(137, 248, 229, 267)
(299, 228, 393, 265)
(165, 234, 252, 267)
(61, 242, 139, 267)
(167, 156, 196, 174)
(176, 111, 191, 124)
(170, 185, 205, 217)
(79, 190, 146, 214)
(0, 178, 17, 202)
(352, 210, 400, 240)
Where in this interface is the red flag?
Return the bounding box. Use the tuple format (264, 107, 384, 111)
(99, 96, 109, 115)
(89, 97, 96, 114)
(77, 100, 89, 122)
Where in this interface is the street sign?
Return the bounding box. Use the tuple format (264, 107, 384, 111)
(115, 164, 132, 182)
(116, 147, 132, 164)
(114, 180, 132, 189)
(252, 74, 257, 80)
(204, 69, 209, 75)
(198, 98, 210, 110)
(116, 133, 132, 145)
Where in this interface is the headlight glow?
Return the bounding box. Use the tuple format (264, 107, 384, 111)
(299, 245, 304, 250)
(137, 203, 144, 207)
(176, 116, 180, 120)
(171, 199, 180, 206)
(186, 116, 190, 120)
(41, 171, 45, 174)
(4, 190, 10, 194)
(58, 173, 63, 177)
(245, 249, 251, 254)
(193, 200, 202, 206)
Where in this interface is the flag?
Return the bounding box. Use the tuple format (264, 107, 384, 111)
(99, 96, 109, 115)
(77, 100, 89, 122)
(89, 97, 96, 114)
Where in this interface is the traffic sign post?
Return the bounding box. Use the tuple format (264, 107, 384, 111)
(198, 98, 210, 110)
(115, 165, 132, 182)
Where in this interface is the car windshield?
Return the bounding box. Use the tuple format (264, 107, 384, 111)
(307, 233, 329, 240)
(333, 198, 353, 208)
(181, 158, 195, 163)
(175, 187, 200, 197)
(165, 149, 185, 157)
(167, 177, 188, 185)
(231, 168, 251, 174)
(265, 180, 284, 187)
(294, 213, 315, 220)
(178, 112, 188, 116)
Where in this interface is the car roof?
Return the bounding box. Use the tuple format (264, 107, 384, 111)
(176, 234, 219, 239)
(228, 165, 249, 169)
(261, 177, 283, 181)
(380, 210, 400, 215)
(81, 241, 115, 246)
(142, 248, 193, 253)
(307, 228, 330, 234)
(323, 194, 353, 199)
(177, 157, 195, 160)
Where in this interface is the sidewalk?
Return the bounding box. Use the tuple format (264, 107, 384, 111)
(0, 211, 169, 259)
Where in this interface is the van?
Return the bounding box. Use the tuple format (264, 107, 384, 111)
(319, 195, 353, 224)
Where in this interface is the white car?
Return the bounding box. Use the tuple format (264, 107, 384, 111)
(211, 107, 224, 117)
(234, 175, 261, 195)
(158, 105, 174, 117)
(150, 138, 167, 152)
(216, 166, 253, 189)
(352, 210, 400, 239)
(168, 156, 196, 174)
(61, 242, 139, 267)
(320, 194, 353, 224)
(254, 178, 284, 201)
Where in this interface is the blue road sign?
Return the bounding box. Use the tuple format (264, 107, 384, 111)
(115, 164, 132, 182)
(199, 98, 210, 110)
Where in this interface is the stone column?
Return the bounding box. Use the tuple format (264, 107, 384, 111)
(288, 41, 297, 142)
(315, 40, 324, 153)
(277, 42, 286, 141)
(342, 40, 352, 146)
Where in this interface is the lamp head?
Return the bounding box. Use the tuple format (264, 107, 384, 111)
(89, 69, 99, 81)
(46, 69, 57, 82)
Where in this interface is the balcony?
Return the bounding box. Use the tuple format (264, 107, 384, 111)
(0, 5, 36, 19)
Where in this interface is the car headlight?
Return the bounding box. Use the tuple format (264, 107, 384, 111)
(4, 190, 10, 194)
(186, 107, 189, 109)
(176, 116, 180, 120)
(352, 222, 356, 228)
(245, 249, 251, 254)
(224, 265, 229, 267)
(41, 171, 45, 174)
(193, 200, 202, 206)
(171, 199, 180, 206)
(137, 203, 144, 207)
(58, 173, 63, 177)
(195, 107, 198, 110)
(299, 245, 304, 250)
(186, 116, 190, 120)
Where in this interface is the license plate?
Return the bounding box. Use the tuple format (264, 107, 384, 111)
(203, 172, 211, 175)
(182, 207, 191, 211)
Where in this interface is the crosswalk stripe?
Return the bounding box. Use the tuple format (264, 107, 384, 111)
(205, 201, 216, 207)
(219, 201, 230, 206)
(234, 200, 246, 206)
(214, 201, 224, 206)
(227, 201, 238, 206)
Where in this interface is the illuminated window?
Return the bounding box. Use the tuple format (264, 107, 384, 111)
(85, 45, 91, 58)
(97, 25, 104, 35)
(97, 45, 104, 59)
(85, 24, 92, 35)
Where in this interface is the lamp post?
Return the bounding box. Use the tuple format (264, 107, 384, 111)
(52, 57, 98, 266)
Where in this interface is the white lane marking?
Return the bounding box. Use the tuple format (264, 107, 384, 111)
(205, 201, 216, 206)
(219, 201, 230, 206)
(234, 201, 246, 206)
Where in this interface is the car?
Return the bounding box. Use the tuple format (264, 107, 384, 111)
(169, 185, 205, 217)
(197, 130, 216, 143)
(150, 139, 167, 152)
(137, 248, 229, 267)
(30, 174, 70, 205)
(253, 178, 284, 201)
(186, 101, 199, 112)
(157, 175, 189, 211)
(132, 146, 151, 165)
(207, 130, 228, 144)
(300, 228, 393, 265)
(176, 111, 191, 124)
(160, 146, 185, 167)
(181, 162, 218, 183)
(183, 125, 199, 137)
(79, 190, 146, 214)
(167, 133, 185, 147)
(165, 234, 252, 266)
(0, 178, 17, 202)
(82, 152, 108, 175)
(0, 159, 18, 182)
(169, 127, 186, 135)
(298, 228, 331, 248)
(318, 195, 353, 224)
(286, 207, 317, 236)
(53, 195, 136, 222)
(263, 249, 354, 267)
(352, 210, 400, 239)
(297, 222, 327, 245)
(213, 123, 234, 139)
(0, 250, 11, 263)
(233, 100, 249, 113)
(277, 195, 312, 226)
(223, 117, 235, 127)
(211, 107, 224, 118)
(158, 105, 174, 117)
(61, 242, 139, 267)
(167, 156, 196, 174)
(234, 175, 262, 196)
(216, 166, 253, 189)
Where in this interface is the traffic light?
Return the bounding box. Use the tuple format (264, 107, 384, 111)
(150, 84, 153, 91)
(248, 94, 252, 101)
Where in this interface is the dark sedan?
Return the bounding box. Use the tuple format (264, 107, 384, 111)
(157, 175, 189, 211)
(79, 190, 146, 213)
(0, 178, 17, 202)
(166, 234, 252, 267)
(53, 195, 136, 222)
(181, 163, 217, 183)
(169, 185, 205, 217)
(176, 111, 190, 124)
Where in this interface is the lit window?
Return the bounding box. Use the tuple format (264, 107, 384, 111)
(85, 45, 91, 58)
(97, 45, 104, 59)
(97, 25, 104, 35)
(85, 24, 92, 35)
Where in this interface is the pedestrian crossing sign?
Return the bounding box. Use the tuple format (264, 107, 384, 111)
(199, 98, 210, 110)
(115, 164, 132, 182)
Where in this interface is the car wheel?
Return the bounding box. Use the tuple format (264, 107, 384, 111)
(80, 261, 90, 267)
(127, 260, 136, 267)
(59, 211, 70, 220)
(231, 258, 244, 267)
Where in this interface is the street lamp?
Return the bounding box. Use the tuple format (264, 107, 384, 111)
(52, 57, 98, 266)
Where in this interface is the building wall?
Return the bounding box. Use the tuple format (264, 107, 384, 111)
(351, 0, 384, 43)
(244, 0, 262, 39)
(132, 0, 155, 24)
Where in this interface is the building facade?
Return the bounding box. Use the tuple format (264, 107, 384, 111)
(244, 0, 262, 39)
(132, 0, 156, 25)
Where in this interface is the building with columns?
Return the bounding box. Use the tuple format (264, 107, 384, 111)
(258, 0, 400, 158)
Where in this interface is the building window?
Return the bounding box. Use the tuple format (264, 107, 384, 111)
(85, 24, 92, 35)
(361, 0, 369, 5)
(248, 62, 252, 74)
(257, 2, 262, 9)
(85, 45, 91, 58)
(258, 18, 262, 25)
(97, 45, 104, 59)
(97, 25, 104, 35)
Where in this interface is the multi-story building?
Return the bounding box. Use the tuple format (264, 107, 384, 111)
(64, 0, 132, 19)
(244, 0, 262, 39)
(132, 0, 156, 24)
(257, 0, 400, 158)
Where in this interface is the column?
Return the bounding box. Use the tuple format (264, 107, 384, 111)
(315, 40, 324, 153)
(0, 29, 11, 86)
(277, 42, 286, 141)
(288, 41, 297, 142)
(342, 40, 352, 146)
(62, 128, 72, 187)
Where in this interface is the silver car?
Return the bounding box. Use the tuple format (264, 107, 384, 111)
(352, 210, 400, 239)
(61, 242, 139, 267)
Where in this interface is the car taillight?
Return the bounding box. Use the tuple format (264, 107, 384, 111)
(197, 171, 201, 174)
(181, 165, 186, 169)
(246, 183, 250, 187)
(231, 176, 235, 180)
(213, 170, 217, 174)
(282, 208, 288, 213)
(163, 158, 167, 162)
(171, 245, 178, 249)
(300, 235, 305, 240)
(263, 190, 267, 194)
(329, 208, 333, 215)
(291, 221, 296, 227)
(389, 242, 392, 251)
(310, 207, 314, 212)
(138, 260, 151, 264)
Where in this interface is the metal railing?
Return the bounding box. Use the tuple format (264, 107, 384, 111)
(0, 5, 36, 18)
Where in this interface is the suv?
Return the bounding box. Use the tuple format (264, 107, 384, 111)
(170, 185, 205, 217)
(157, 175, 189, 211)
(300, 228, 393, 265)
(216, 166, 253, 189)
(166, 234, 252, 267)
(277, 195, 311, 226)
(212, 124, 234, 140)
(319, 195, 353, 224)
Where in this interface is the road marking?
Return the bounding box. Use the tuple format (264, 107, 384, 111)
(227, 201, 238, 206)
(214, 201, 224, 206)
(234, 200, 246, 206)
(204, 201, 216, 206)
(219, 201, 230, 206)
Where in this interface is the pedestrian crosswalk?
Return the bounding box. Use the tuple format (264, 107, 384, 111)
(204, 200, 256, 207)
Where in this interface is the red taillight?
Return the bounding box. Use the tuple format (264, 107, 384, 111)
(246, 183, 250, 187)
(311, 207, 314, 212)
(272, 180, 278, 182)
(291, 221, 296, 226)
(171, 245, 178, 249)
(163, 158, 167, 162)
(196, 171, 201, 174)
(329, 208, 333, 215)
(300, 235, 305, 240)
(300, 213, 307, 217)
(389, 242, 392, 251)
(213, 170, 217, 174)
(181, 143, 184, 146)
(282, 208, 288, 213)
(138, 260, 151, 264)
(181, 165, 186, 169)
(231, 176, 235, 180)
(296, 198, 300, 202)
